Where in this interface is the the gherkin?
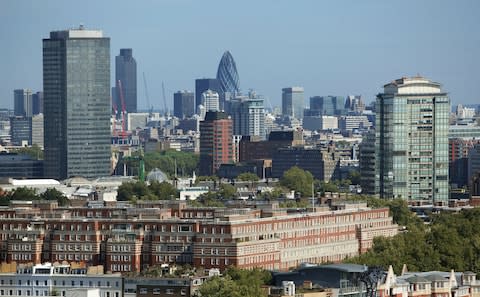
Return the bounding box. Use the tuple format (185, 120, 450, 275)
(216, 50, 240, 94)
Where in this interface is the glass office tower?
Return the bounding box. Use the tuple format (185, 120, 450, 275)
(43, 26, 111, 179)
(282, 87, 304, 120)
(376, 77, 449, 203)
(115, 48, 137, 113)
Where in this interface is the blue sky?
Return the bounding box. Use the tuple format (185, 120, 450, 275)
(1, 0, 479, 110)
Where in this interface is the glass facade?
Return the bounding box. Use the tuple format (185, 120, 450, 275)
(115, 49, 137, 113)
(282, 87, 304, 120)
(376, 77, 450, 203)
(309, 96, 345, 116)
(43, 28, 111, 179)
(195, 78, 221, 114)
(173, 91, 194, 119)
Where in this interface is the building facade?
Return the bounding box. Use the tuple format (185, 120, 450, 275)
(201, 90, 220, 112)
(173, 91, 195, 119)
(0, 201, 397, 273)
(309, 96, 345, 116)
(0, 153, 43, 178)
(10, 116, 32, 146)
(32, 91, 43, 115)
(282, 87, 304, 120)
(195, 79, 221, 114)
(199, 111, 233, 176)
(359, 131, 377, 195)
(14, 89, 33, 118)
(43, 26, 111, 179)
(375, 77, 450, 203)
(115, 48, 137, 113)
(216, 50, 240, 96)
(229, 96, 265, 139)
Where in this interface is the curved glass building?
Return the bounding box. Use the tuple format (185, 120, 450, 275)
(216, 51, 240, 95)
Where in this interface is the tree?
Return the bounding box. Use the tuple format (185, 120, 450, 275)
(40, 188, 69, 206)
(6, 187, 37, 201)
(149, 181, 178, 200)
(11, 144, 44, 160)
(143, 150, 199, 177)
(218, 184, 236, 199)
(348, 170, 361, 185)
(198, 276, 242, 297)
(280, 167, 314, 197)
(237, 172, 259, 182)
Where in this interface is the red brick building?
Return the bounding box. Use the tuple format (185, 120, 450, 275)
(199, 111, 233, 176)
(0, 202, 398, 273)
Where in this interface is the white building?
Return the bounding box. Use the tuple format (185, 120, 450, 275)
(126, 112, 149, 131)
(201, 90, 220, 112)
(0, 263, 122, 297)
(338, 115, 372, 131)
(32, 113, 44, 148)
(179, 186, 209, 200)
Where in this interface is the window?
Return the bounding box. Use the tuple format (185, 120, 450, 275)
(153, 288, 161, 295)
(166, 289, 174, 295)
(139, 288, 148, 295)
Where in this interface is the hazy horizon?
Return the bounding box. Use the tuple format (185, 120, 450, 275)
(1, 0, 479, 110)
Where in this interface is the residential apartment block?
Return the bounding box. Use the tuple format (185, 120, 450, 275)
(0, 201, 397, 273)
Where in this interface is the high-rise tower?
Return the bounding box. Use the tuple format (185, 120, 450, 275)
(14, 89, 33, 117)
(216, 51, 240, 95)
(195, 78, 221, 113)
(115, 48, 137, 113)
(43, 26, 111, 179)
(199, 111, 233, 176)
(173, 90, 194, 119)
(282, 87, 304, 120)
(375, 76, 449, 203)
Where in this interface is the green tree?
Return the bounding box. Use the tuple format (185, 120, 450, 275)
(40, 188, 69, 206)
(148, 181, 178, 200)
(348, 170, 361, 185)
(237, 172, 259, 182)
(198, 276, 241, 297)
(280, 166, 314, 197)
(218, 184, 237, 199)
(143, 150, 199, 177)
(6, 187, 38, 201)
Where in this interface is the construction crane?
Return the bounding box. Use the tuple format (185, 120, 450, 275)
(117, 80, 127, 140)
(122, 149, 145, 182)
(161, 81, 168, 116)
(143, 72, 153, 116)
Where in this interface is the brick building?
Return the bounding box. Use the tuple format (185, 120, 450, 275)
(0, 201, 397, 273)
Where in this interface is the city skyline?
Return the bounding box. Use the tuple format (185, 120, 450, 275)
(0, 0, 479, 111)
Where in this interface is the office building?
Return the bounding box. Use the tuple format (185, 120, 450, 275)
(199, 111, 233, 175)
(229, 96, 265, 139)
(31, 113, 44, 148)
(338, 115, 372, 131)
(303, 115, 338, 131)
(271, 146, 340, 181)
(469, 144, 480, 185)
(10, 116, 32, 146)
(239, 130, 303, 162)
(32, 91, 43, 115)
(195, 78, 221, 113)
(345, 95, 365, 114)
(375, 77, 450, 203)
(43, 26, 111, 179)
(449, 124, 480, 139)
(0, 153, 43, 178)
(14, 89, 33, 117)
(216, 50, 240, 95)
(115, 48, 137, 113)
(201, 90, 220, 112)
(359, 131, 377, 195)
(309, 96, 345, 116)
(174, 90, 195, 119)
(282, 87, 304, 120)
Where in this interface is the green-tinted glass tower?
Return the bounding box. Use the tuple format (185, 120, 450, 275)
(43, 27, 111, 179)
(376, 77, 449, 203)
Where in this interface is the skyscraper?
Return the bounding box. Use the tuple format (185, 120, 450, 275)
(43, 26, 111, 179)
(32, 91, 43, 115)
(229, 95, 265, 139)
(195, 78, 221, 113)
(282, 87, 304, 120)
(115, 48, 137, 113)
(199, 111, 233, 176)
(309, 96, 345, 116)
(14, 89, 33, 117)
(201, 90, 220, 112)
(375, 76, 449, 203)
(173, 91, 195, 119)
(216, 51, 240, 95)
